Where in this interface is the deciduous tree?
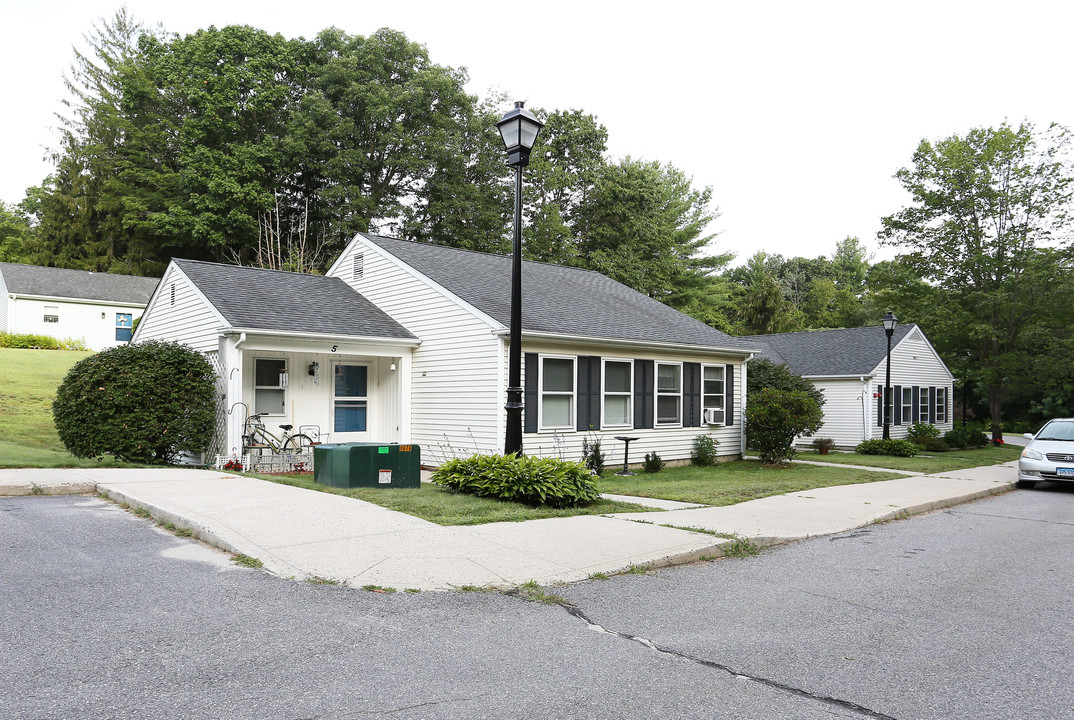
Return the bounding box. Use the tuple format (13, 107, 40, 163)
(880, 122, 1074, 439)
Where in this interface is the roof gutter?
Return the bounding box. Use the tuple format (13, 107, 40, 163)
(492, 328, 759, 357)
(220, 327, 421, 347)
(8, 293, 149, 307)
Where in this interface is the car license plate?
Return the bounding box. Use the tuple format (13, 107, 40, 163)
(1057, 468, 1074, 478)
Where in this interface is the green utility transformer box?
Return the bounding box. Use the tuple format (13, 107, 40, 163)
(313, 443, 421, 489)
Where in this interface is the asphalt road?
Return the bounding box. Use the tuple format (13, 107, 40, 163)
(2, 485, 1072, 719)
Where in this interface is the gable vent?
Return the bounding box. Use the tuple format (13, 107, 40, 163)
(353, 253, 364, 281)
(170, 283, 175, 306)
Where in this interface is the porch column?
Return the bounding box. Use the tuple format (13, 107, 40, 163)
(220, 334, 245, 457)
(398, 351, 413, 442)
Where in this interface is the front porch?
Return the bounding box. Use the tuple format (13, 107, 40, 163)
(216, 330, 418, 462)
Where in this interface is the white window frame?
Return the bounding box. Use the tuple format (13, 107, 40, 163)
(43, 305, 59, 323)
(701, 364, 726, 425)
(901, 387, 913, 425)
(919, 387, 930, 422)
(253, 357, 287, 416)
(332, 361, 370, 435)
(655, 361, 683, 427)
(539, 354, 576, 431)
(115, 313, 133, 342)
(601, 358, 633, 430)
(936, 388, 947, 423)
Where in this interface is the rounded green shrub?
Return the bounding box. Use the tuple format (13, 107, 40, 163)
(745, 387, 824, 465)
(430, 454, 599, 508)
(691, 434, 719, 466)
(643, 451, 665, 473)
(943, 425, 989, 449)
(906, 421, 940, 444)
(855, 438, 918, 457)
(917, 436, 950, 453)
(52, 340, 217, 464)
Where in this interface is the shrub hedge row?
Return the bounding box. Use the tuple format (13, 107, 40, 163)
(0, 332, 88, 350)
(430, 454, 599, 508)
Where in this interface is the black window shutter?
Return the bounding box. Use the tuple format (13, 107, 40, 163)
(877, 387, 883, 425)
(524, 353, 538, 433)
(725, 363, 735, 426)
(894, 385, 902, 425)
(634, 360, 654, 429)
(577, 356, 601, 431)
(684, 362, 701, 427)
(929, 387, 936, 424)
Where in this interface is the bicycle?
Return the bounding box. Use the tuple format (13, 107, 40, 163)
(242, 413, 316, 454)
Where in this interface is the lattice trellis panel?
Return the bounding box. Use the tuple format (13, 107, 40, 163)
(204, 351, 228, 461)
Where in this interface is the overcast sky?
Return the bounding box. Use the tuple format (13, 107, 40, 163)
(3, 0, 1072, 265)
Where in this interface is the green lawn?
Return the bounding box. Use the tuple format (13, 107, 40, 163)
(0, 348, 142, 468)
(253, 459, 911, 525)
(596, 461, 906, 506)
(250, 472, 659, 525)
(794, 444, 1021, 473)
(2, 345, 1019, 521)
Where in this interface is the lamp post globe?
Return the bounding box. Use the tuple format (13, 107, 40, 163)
(881, 312, 897, 440)
(497, 101, 544, 456)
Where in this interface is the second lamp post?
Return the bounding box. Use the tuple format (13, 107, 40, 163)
(496, 101, 544, 456)
(881, 311, 898, 439)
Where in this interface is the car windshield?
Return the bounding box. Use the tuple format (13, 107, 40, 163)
(1036, 421, 1074, 441)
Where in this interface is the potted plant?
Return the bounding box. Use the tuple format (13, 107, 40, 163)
(812, 438, 835, 455)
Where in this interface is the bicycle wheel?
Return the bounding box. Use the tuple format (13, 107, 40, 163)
(282, 434, 315, 452)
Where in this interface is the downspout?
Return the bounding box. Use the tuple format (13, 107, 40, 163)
(741, 354, 754, 459)
(860, 376, 869, 442)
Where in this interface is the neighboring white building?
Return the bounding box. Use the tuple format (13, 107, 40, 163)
(742, 324, 955, 448)
(0, 262, 159, 350)
(134, 234, 761, 465)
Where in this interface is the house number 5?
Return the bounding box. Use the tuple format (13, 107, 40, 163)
(331, 345, 337, 352)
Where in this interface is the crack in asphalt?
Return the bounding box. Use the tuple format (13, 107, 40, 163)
(947, 509, 1074, 527)
(561, 604, 897, 720)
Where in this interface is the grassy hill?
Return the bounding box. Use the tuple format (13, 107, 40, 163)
(0, 348, 136, 468)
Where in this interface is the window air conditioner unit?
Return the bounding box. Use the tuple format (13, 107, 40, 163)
(703, 408, 724, 425)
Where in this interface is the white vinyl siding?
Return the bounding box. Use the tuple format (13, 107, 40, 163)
(133, 267, 220, 353)
(522, 342, 747, 464)
(331, 238, 504, 455)
(864, 327, 955, 441)
(796, 379, 873, 449)
(6, 296, 148, 351)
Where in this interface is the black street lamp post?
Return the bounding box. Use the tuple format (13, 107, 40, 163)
(881, 311, 898, 440)
(496, 101, 544, 456)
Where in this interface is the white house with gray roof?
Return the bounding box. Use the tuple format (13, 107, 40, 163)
(0, 262, 159, 350)
(742, 324, 954, 448)
(134, 234, 760, 466)
(133, 258, 420, 460)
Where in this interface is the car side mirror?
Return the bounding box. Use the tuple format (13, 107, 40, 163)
(1023, 433, 1035, 440)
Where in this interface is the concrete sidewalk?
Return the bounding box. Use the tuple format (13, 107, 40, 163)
(0, 463, 1016, 591)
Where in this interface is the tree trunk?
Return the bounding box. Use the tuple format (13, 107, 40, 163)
(987, 384, 1004, 442)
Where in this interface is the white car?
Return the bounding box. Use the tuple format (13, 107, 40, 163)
(1017, 418, 1074, 488)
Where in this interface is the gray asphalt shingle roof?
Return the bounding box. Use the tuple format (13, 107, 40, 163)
(173, 259, 416, 340)
(0, 262, 159, 304)
(741, 324, 917, 376)
(361, 234, 756, 352)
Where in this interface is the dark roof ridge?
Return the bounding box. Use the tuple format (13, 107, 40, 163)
(740, 323, 919, 340)
(362, 233, 613, 278)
